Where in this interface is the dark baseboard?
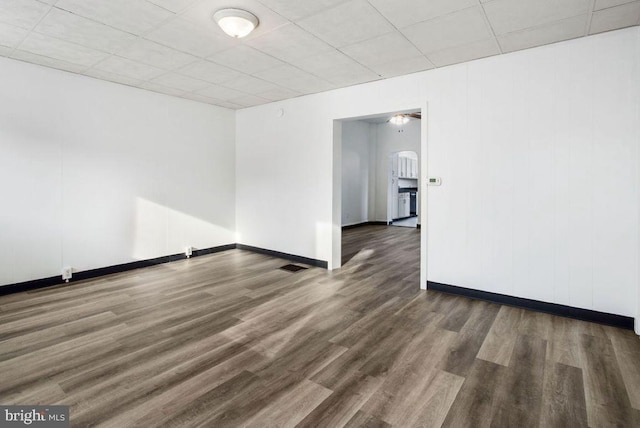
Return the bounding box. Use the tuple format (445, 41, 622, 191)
(342, 221, 390, 230)
(236, 244, 328, 268)
(2, 249, 631, 330)
(0, 243, 327, 297)
(342, 222, 368, 230)
(0, 275, 62, 296)
(427, 281, 634, 330)
(0, 243, 237, 297)
(192, 244, 237, 257)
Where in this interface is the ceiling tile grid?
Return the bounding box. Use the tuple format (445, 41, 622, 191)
(402, 6, 495, 55)
(590, 1, 640, 34)
(34, 8, 138, 54)
(0, 0, 637, 109)
(481, 0, 591, 35)
(54, 0, 174, 35)
(0, 0, 51, 30)
(497, 14, 588, 53)
(296, 0, 395, 48)
(177, 59, 243, 84)
(93, 55, 166, 81)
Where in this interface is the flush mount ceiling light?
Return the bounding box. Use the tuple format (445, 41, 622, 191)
(213, 8, 259, 38)
(389, 114, 410, 125)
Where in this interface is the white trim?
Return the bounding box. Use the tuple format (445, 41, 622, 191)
(420, 102, 429, 290)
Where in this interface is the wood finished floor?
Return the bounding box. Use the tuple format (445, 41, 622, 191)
(1, 225, 640, 427)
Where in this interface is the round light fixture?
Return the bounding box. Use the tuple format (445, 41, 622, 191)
(213, 8, 259, 38)
(389, 114, 410, 125)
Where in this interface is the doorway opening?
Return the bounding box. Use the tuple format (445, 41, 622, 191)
(332, 107, 427, 289)
(389, 150, 419, 228)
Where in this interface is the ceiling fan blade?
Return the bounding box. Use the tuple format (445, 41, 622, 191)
(407, 113, 421, 119)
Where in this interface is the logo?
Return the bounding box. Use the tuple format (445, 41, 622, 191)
(1, 406, 68, 428)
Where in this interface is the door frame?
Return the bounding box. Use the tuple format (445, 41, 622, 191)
(331, 102, 429, 290)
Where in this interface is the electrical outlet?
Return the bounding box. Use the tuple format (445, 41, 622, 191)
(62, 266, 72, 282)
(185, 246, 193, 258)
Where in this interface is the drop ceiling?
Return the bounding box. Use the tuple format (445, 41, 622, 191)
(1, 0, 639, 109)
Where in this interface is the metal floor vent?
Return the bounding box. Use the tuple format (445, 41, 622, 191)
(280, 264, 308, 272)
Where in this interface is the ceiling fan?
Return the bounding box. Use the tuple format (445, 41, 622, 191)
(388, 112, 421, 125)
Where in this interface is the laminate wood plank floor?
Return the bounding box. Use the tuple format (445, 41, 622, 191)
(1, 225, 639, 427)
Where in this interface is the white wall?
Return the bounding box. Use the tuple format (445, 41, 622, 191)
(374, 120, 421, 222)
(236, 27, 640, 317)
(341, 121, 375, 226)
(0, 57, 236, 287)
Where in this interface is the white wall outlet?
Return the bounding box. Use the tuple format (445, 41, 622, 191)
(185, 246, 193, 258)
(62, 266, 72, 282)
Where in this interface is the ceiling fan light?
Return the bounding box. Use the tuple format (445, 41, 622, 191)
(213, 9, 259, 38)
(390, 114, 409, 125)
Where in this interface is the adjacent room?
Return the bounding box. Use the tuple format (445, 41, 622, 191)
(1, 0, 640, 426)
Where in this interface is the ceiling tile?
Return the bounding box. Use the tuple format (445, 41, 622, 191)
(150, 72, 210, 92)
(147, 0, 198, 13)
(92, 55, 165, 80)
(589, 1, 640, 34)
(139, 81, 185, 96)
(426, 38, 500, 67)
(196, 84, 247, 100)
(227, 94, 270, 107)
(498, 15, 587, 53)
(180, 0, 289, 42)
(368, 0, 479, 29)
(594, 0, 638, 10)
(55, 0, 173, 35)
(297, 0, 395, 48)
(256, 0, 344, 21)
(177, 59, 241, 84)
(483, 0, 590, 35)
(247, 23, 333, 63)
(10, 49, 88, 73)
(119, 38, 198, 70)
(402, 6, 493, 54)
(221, 74, 281, 94)
(290, 49, 379, 86)
(211, 100, 245, 109)
(322, 71, 380, 87)
(256, 86, 301, 101)
(145, 17, 236, 58)
(0, 21, 30, 49)
(35, 7, 137, 53)
(0, 45, 13, 56)
(254, 64, 335, 94)
(208, 45, 284, 74)
(180, 92, 227, 106)
(0, 0, 50, 30)
(370, 55, 434, 78)
(340, 32, 423, 67)
(181, 92, 243, 108)
(18, 32, 108, 67)
(83, 68, 143, 87)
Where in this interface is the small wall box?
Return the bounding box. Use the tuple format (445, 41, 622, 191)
(428, 177, 442, 186)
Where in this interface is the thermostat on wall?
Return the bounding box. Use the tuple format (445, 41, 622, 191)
(427, 177, 442, 186)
